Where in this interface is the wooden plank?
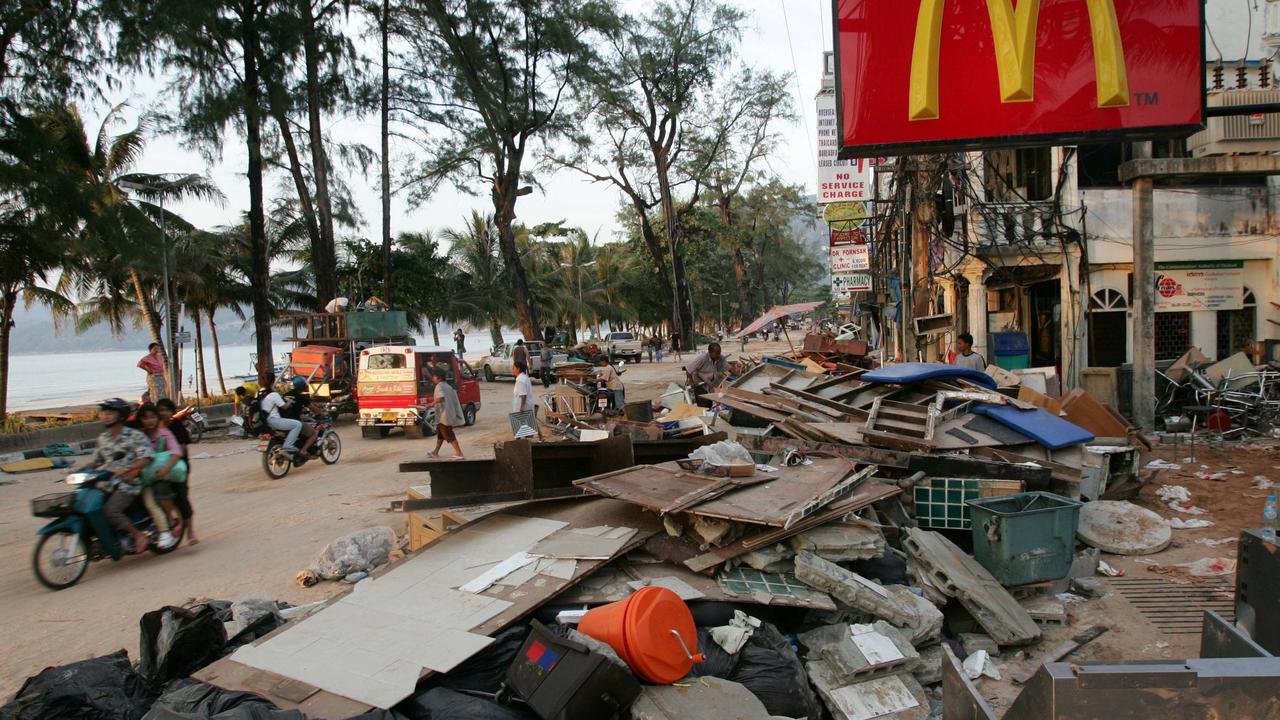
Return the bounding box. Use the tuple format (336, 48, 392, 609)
(735, 434, 912, 469)
(766, 384, 867, 421)
(690, 460, 863, 527)
(704, 393, 789, 423)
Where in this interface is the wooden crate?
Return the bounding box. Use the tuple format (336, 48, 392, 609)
(407, 508, 468, 551)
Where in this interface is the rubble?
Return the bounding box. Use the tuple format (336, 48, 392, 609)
(630, 677, 774, 720)
(806, 661, 931, 720)
(800, 621, 921, 681)
(794, 552, 919, 627)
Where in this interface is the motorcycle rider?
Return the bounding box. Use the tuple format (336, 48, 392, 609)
(87, 398, 158, 553)
(281, 376, 321, 457)
(259, 374, 303, 455)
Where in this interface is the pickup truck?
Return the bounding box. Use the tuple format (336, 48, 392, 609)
(481, 341, 568, 381)
(604, 332, 643, 363)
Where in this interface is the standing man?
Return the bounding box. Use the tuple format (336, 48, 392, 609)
(428, 367, 465, 460)
(596, 357, 625, 409)
(951, 332, 987, 371)
(512, 339, 528, 368)
(137, 343, 168, 402)
(512, 361, 534, 414)
(453, 328, 466, 357)
(672, 335, 683, 362)
(539, 342, 553, 388)
(685, 342, 729, 405)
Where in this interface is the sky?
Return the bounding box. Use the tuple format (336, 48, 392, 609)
(85, 0, 835, 251)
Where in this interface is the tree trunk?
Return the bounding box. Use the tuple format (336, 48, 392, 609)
(243, 0, 274, 384)
(0, 287, 15, 420)
(380, 0, 393, 304)
(492, 160, 539, 339)
(194, 308, 209, 398)
(128, 269, 169, 366)
(302, 0, 338, 309)
(488, 314, 502, 348)
(652, 145, 694, 349)
(430, 319, 440, 346)
(209, 310, 227, 395)
(265, 79, 325, 274)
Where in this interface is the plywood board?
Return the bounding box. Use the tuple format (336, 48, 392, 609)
(690, 459, 859, 527)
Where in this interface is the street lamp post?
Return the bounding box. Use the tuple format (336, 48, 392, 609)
(559, 260, 597, 341)
(119, 179, 176, 400)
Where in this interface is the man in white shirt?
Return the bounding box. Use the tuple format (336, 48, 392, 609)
(512, 362, 534, 414)
(260, 375, 303, 453)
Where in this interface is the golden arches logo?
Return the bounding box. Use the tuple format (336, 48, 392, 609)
(908, 0, 1130, 121)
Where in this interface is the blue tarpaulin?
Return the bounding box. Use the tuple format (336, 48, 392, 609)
(970, 404, 1095, 450)
(861, 362, 998, 390)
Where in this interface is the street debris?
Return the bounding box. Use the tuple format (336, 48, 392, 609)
(295, 526, 399, 587)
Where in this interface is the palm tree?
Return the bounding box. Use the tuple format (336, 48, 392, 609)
(61, 106, 223, 384)
(443, 211, 513, 348)
(0, 105, 92, 418)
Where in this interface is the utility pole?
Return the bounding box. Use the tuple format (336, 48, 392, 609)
(1130, 176, 1155, 430)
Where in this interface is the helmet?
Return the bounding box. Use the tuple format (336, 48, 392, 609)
(291, 376, 308, 390)
(99, 398, 131, 414)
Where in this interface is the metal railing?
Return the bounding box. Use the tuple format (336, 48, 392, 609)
(970, 201, 1061, 247)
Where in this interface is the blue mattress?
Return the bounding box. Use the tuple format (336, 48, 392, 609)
(861, 362, 998, 390)
(970, 403, 1095, 450)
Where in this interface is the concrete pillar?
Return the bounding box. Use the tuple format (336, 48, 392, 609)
(963, 266, 989, 362)
(1132, 177, 1155, 429)
(1060, 243, 1084, 390)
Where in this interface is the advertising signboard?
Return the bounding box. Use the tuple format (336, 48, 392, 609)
(830, 244, 870, 273)
(832, 0, 1204, 157)
(817, 93, 876, 202)
(1154, 261, 1244, 312)
(833, 272, 874, 296)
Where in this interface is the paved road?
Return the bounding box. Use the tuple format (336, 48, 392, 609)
(0, 354, 708, 696)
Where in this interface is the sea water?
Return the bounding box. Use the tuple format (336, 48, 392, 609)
(6, 330, 525, 411)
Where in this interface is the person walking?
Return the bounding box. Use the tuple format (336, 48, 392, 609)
(512, 339, 528, 368)
(646, 336, 656, 363)
(137, 343, 168, 402)
(453, 328, 466, 357)
(539, 343, 553, 388)
(427, 367, 465, 460)
(672, 335, 683, 362)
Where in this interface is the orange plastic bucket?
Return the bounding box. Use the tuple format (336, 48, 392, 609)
(577, 586, 704, 683)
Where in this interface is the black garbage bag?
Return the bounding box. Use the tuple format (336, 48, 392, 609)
(416, 626, 530, 695)
(138, 605, 228, 687)
(682, 628, 739, 680)
(0, 650, 152, 720)
(141, 680, 305, 720)
(398, 689, 535, 720)
(848, 551, 909, 587)
(727, 623, 821, 720)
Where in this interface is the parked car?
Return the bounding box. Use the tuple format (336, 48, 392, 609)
(604, 331, 643, 363)
(481, 340, 568, 381)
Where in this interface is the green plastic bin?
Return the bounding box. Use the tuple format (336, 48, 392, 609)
(966, 491, 1082, 586)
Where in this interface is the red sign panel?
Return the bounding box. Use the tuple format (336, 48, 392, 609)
(833, 0, 1205, 157)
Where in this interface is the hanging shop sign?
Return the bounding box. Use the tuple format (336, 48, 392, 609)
(823, 201, 868, 226)
(830, 244, 870, 273)
(832, 0, 1205, 157)
(1154, 261, 1244, 312)
(833, 272, 874, 296)
(830, 227, 869, 247)
(817, 93, 877, 202)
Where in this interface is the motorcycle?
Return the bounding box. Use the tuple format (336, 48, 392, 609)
(172, 405, 207, 444)
(30, 469, 184, 590)
(259, 415, 342, 479)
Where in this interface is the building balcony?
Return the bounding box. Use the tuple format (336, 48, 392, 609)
(969, 200, 1063, 250)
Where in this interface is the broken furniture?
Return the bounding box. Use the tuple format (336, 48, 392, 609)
(1236, 527, 1280, 655)
(395, 434, 724, 510)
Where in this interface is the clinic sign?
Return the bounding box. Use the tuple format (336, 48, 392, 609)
(1154, 261, 1244, 312)
(832, 0, 1204, 157)
(830, 245, 870, 273)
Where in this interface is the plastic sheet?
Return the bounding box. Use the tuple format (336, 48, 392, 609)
(138, 605, 228, 687)
(299, 527, 398, 586)
(141, 680, 305, 720)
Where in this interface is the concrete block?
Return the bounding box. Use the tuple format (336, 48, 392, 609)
(630, 676, 773, 720)
(1018, 594, 1068, 626)
(790, 520, 886, 562)
(958, 633, 999, 657)
(913, 644, 944, 686)
(886, 586, 943, 648)
(740, 543, 795, 573)
(795, 552, 917, 627)
(801, 621, 921, 683)
(1069, 577, 1108, 598)
(807, 661, 931, 720)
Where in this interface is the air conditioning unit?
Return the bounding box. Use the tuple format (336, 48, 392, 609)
(1188, 90, 1280, 156)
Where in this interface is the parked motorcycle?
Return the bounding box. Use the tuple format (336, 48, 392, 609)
(31, 469, 184, 590)
(172, 405, 207, 444)
(259, 415, 342, 479)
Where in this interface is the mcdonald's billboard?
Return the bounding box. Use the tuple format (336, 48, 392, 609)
(833, 0, 1205, 157)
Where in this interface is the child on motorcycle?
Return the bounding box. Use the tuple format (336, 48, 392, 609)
(155, 399, 199, 545)
(87, 398, 157, 553)
(132, 404, 182, 550)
